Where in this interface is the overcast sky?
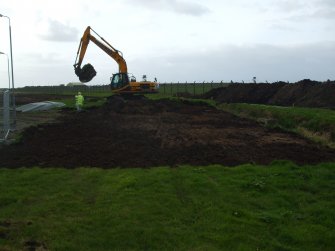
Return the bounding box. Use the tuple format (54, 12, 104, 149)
(0, 0, 334, 87)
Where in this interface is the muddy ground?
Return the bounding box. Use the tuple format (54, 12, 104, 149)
(0, 95, 334, 168)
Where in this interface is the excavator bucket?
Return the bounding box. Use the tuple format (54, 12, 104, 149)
(75, 63, 97, 83)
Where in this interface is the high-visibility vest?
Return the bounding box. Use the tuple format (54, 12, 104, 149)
(75, 95, 84, 105)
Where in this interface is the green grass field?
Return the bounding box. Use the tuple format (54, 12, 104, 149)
(219, 103, 335, 148)
(4, 90, 335, 250)
(0, 162, 334, 250)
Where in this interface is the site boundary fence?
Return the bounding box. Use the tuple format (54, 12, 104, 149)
(15, 82, 230, 97)
(158, 82, 230, 96)
(0, 89, 14, 141)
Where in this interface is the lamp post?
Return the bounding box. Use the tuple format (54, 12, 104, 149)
(0, 52, 10, 89)
(0, 13, 16, 129)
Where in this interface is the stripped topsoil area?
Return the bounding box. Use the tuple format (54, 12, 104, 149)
(1, 97, 335, 168)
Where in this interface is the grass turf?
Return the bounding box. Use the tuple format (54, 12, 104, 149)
(0, 162, 334, 250)
(218, 103, 335, 148)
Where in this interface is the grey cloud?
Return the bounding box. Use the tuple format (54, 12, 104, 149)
(254, 0, 335, 21)
(14, 64, 75, 86)
(13, 53, 74, 86)
(170, 0, 210, 16)
(130, 42, 335, 82)
(125, 0, 210, 16)
(11, 42, 335, 86)
(287, 0, 335, 20)
(317, 0, 335, 8)
(267, 23, 299, 31)
(292, 1, 335, 21)
(18, 52, 64, 66)
(273, 0, 306, 13)
(39, 20, 79, 42)
(310, 7, 335, 19)
(244, 0, 304, 13)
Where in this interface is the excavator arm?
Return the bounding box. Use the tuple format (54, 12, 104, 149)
(74, 26, 128, 82)
(73, 26, 158, 94)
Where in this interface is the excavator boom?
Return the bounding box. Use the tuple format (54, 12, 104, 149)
(74, 26, 127, 82)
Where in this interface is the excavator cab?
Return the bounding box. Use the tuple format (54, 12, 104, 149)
(110, 73, 158, 94)
(110, 73, 129, 90)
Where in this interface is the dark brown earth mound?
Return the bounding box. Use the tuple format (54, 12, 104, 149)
(203, 80, 335, 108)
(1, 97, 334, 168)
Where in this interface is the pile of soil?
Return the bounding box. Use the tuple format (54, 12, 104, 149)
(0, 97, 334, 168)
(203, 80, 335, 108)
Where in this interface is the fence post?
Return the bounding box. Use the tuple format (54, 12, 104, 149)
(203, 81, 205, 94)
(193, 81, 196, 96)
(177, 81, 179, 96)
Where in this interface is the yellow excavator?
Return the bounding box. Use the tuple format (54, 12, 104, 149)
(74, 26, 157, 94)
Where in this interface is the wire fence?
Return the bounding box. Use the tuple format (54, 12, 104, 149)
(0, 89, 15, 141)
(15, 82, 230, 97)
(158, 82, 229, 96)
(16, 85, 112, 96)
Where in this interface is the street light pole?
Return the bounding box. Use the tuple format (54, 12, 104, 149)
(0, 52, 11, 89)
(0, 13, 16, 129)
